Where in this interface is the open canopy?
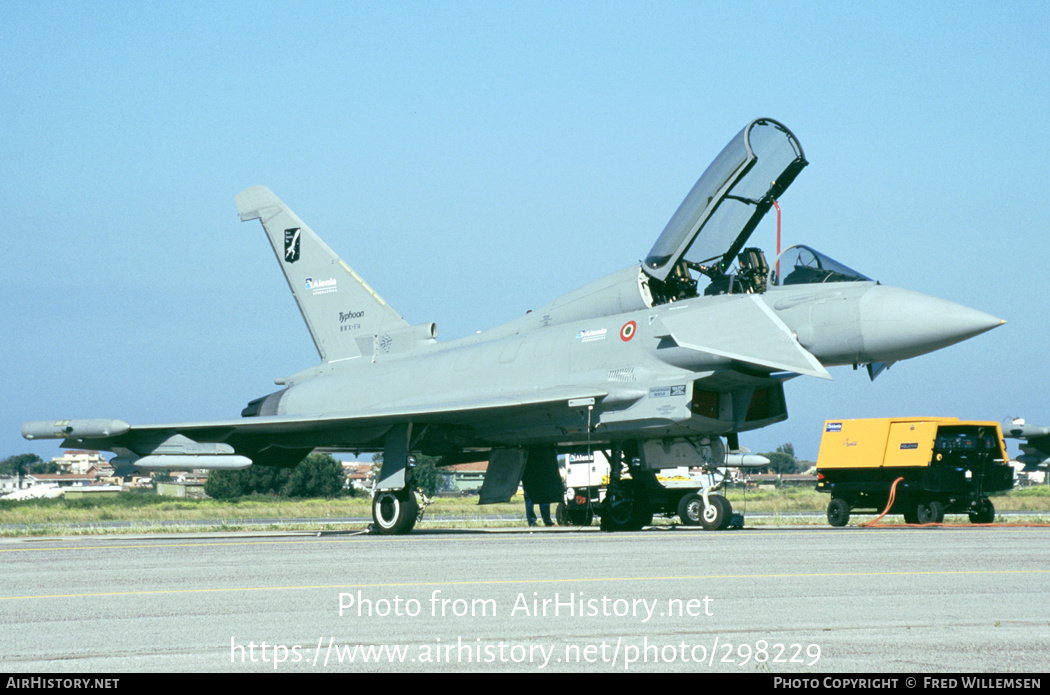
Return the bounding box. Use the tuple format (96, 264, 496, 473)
(644, 118, 807, 283)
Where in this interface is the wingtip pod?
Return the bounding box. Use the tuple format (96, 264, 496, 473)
(22, 419, 131, 441)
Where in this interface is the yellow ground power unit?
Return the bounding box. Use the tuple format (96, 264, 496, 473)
(815, 418, 1013, 526)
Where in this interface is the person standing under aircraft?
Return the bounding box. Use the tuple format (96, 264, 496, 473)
(524, 491, 552, 527)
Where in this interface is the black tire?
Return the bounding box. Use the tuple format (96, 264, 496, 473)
(371, 488, 419, 535)
(600, 483, 634, 531)
(557, 501, 593, 526)
(600, 482, 648, 531)
(969, 498, 995, 524)
(677, 493, 703, 526)
(827, 498, 850, 527)
(700, 494, 731, 531)
(714, 495, 733, 530)
(632, 504, 654, 529)
(915, 500, 941, 525)
(572, 507, 594, 526)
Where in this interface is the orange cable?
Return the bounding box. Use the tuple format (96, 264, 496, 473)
(862, 477, 904, 527)
(861, 476, 1050, 527)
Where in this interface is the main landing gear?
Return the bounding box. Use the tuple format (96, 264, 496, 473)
(371, 487, 420, 535)
(599, 479, 654, 531)
(370, 424, 424, 535)
(597, 441, 737, 532)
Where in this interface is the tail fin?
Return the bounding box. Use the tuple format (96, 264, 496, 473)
(235, 186, 408, 363)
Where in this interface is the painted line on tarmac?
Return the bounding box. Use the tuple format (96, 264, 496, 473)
(3, 523, 1047, 555)
(2, 567, 1047, 602)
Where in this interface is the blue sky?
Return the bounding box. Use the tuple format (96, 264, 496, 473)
(3, 1, 1047, 462)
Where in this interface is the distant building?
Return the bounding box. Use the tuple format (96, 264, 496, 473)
(156, 479, 206, 498)
(343, 462, 373, 493)
(744, 473, 818, 488)
(438, 462, 487, 495)
(63, 485, 122, 500)
(0, 475, 23, 494)
(51, 450, 112, 476)
(23, 473, 97, 489)
(338, 460, 488, 495)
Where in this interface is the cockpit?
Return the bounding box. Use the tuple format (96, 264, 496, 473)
(655, 245, 874, 302)
(775, 245, 871, 286)
(641, 119, 875, 305)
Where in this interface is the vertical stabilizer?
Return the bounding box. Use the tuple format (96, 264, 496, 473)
(235, 186, 408, 363)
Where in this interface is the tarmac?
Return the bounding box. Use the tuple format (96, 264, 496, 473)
(1, 524, 1048, 672)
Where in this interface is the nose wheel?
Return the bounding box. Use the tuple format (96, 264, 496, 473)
(699, 493, 732, 530)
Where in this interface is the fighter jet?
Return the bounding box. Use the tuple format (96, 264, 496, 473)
(22, 118, 1004, 533)
(1003, 417, 1050, 474)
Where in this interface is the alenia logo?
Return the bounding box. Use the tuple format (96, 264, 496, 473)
(305, 278, 338, 295)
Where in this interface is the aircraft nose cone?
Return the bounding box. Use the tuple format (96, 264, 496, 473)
(859, 285, 1004, 362)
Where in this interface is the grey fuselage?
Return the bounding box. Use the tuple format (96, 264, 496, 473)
(248, 264, 1001, 456)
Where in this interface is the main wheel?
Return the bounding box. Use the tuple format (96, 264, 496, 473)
(631, 504, 654, 529)
(969, 498, 995, 524)
(677, 493, 703, 526)
(600, 483, 649, 531)
(700, 494, 732, 531)
(600, 483, 633, 531)
(827, 498, 850, 527)
(371, 488, 419, 535)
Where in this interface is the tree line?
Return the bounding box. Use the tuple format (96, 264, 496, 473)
(203, 453, 351, 499)
(759, 443, 810, 474)
(0, 454, 56, 475)
(2, 452, 351, 500)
